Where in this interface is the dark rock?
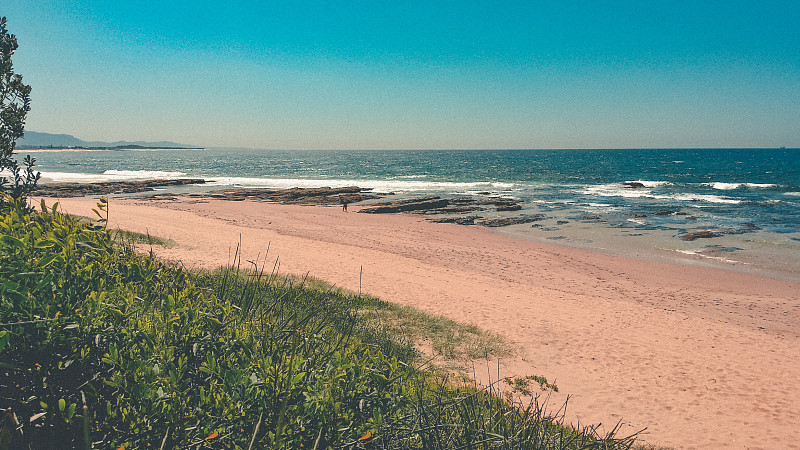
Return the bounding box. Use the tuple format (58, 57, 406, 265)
(477, 197, 524, 211)
(632, 214, 648, 218)
(449, 196, 478, 205)
(654, 210, 675, 216)
(679, 230, 721, 241)
(580, 215, 601, 221)
(36, 179, 206, 197)
(429, 215, 482, 225)
(556, 220, 569, 225)
(197, 186, 379, 205)
(360, 197, 450, 213)
(477, 214, 546, 227)
(415, 205, 482, 215)
(360, 195, 522, 215)
(623, 182, 646, 188)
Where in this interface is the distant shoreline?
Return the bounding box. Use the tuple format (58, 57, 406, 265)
(18, 146, 204, 152)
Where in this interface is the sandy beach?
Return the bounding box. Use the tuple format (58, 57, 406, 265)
(46, 196, 800, 449)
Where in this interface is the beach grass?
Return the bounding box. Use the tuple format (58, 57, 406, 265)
(268, 273, 515, 366)
(0, 198, 641, 448)
(64, 212, 177, 247)
(109, 227, 177, 247)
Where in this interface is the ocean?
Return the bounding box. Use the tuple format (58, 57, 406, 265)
(29, 147, 800, 281)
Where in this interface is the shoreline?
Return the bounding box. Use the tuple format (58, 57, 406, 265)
(41, 195, 800, 449)
(19, 147, 204, 153)
(489, 219, 800, 285)
(34, 178, 800, 284)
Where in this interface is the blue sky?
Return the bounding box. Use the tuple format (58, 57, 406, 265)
(6, 1, 800, 149)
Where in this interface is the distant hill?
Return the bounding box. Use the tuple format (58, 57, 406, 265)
(17, 131, 196, 149)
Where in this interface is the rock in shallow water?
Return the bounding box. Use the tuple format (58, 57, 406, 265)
(196, 186, 380, 205)
(679, 230, 721, 241)
(35, 179, 207, 197)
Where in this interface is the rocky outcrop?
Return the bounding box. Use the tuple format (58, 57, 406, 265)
(431, 214, 548, 227)
(359, 196, 451, 213)
(429, 215, 483, 225)
(476, 214, 547, 227)
(623, 182, 646, 188)
(478, 198, 523, 211)
(194, 186, 380, 205)
(360, 195, 539, 227)
(680, 230, 721, 241)
(35, 179, 206, 197)
(679, 223, 762, 241)
(360, 196, 523, 215)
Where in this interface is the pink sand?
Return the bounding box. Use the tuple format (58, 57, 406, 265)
(48, 196, 800, 449)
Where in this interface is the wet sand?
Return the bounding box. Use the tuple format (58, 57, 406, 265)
(46, 196, 800, 449)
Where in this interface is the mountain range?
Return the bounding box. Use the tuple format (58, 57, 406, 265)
(17, 131, 195, 149)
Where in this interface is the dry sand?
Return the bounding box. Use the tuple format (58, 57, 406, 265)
(47, 196, 800, 449)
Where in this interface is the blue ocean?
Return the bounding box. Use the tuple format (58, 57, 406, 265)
(29, 147, 800, 280)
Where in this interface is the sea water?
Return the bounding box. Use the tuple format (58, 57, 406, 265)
(28, 148, 800, 281)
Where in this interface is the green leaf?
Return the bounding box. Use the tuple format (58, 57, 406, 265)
(0, 235, 24, 249)
(58, 398, 66, 413)
(36, 253, 60, 268)
(0, 331, 9, 354)
(34, 238, 58, 248)
(1, 279, 20, 292)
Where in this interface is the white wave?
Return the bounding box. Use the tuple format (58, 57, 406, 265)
(584, 184, 741, 204)
(584, 184, 654, 199)
(102, 169, 188, 178)
(670, 249, 748, 265)
(671, 193, 741, 204)
(707, 182, 740, 190)
(706, 182, 777, 190)
(205, 176, 516, 193)
(785, 192, 800, 197)
(38, 170, 188, 183)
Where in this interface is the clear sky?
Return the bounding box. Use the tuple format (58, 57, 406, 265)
(5, 1, 800, 149)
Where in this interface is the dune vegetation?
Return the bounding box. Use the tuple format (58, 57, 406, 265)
(0, 197, 641, 448)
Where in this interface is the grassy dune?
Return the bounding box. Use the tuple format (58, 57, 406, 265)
(0, 198, 640, 448)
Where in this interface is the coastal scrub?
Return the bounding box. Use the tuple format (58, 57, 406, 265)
(0, 199, 638, 448)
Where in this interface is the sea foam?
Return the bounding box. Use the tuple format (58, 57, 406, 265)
(706, 182, 777, 190)
(39, 170, 189, 183)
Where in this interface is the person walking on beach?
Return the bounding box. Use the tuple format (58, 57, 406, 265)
(341, 198, 348, 212)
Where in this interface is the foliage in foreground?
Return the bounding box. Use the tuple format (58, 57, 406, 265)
(0, 17, 39, 200)
(0, 198, 638, 449)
